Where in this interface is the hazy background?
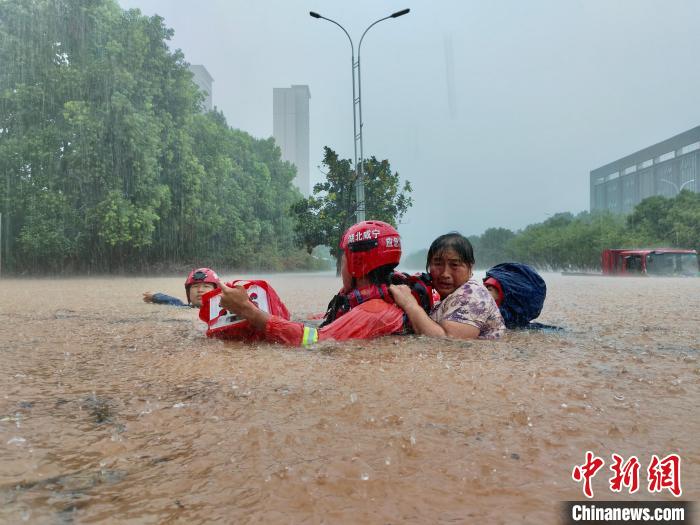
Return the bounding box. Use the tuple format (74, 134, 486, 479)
(117, 0, 700, 254)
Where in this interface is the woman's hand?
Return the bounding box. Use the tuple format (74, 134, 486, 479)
(389, 284, 418, 310)
(390, 283, 479, 339)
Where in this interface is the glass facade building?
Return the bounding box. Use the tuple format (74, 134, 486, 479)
(590, 126, 700, 214)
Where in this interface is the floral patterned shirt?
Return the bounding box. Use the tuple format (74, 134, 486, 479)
(429, 278, 505, 339)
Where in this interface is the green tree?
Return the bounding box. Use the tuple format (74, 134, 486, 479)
(1, 0, 180, 271)
(626, 195, 671, 244)
(467, 192, 698, 273)
(501, 211, 626, 270)
(666, 190, 700, 250)
(291, 146, 413, 273)
(627, 191, 700, 250)
(0, 0, 315, 274)
(475, 227, 515, 268)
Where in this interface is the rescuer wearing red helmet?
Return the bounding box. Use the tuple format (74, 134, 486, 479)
(143, 267, 220, 308)
(214, 220, 408, 346)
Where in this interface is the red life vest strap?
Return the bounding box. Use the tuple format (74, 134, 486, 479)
(320, 272, 439, 329)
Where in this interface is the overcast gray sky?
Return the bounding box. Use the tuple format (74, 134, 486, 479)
(118, 0, 700, 255)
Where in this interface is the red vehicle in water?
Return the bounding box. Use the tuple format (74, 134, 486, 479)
(601, 249, 699, 276)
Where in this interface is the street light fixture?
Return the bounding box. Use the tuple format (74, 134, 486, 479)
(310, 9, 410, 222)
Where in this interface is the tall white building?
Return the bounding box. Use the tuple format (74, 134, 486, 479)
(189, 65, 213, 112)
(273, 85, 311, 196)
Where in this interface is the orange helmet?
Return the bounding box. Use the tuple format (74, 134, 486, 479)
(340, 220, 402, 278)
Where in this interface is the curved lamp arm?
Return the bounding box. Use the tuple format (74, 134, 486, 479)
(309, 11, 354, 56)
(358, 9, 410, 57)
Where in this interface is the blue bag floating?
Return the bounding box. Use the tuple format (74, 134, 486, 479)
(485, 263, 546, 329)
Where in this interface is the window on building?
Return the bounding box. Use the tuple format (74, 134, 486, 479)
(640, 159, 653, 169)
(680, 142, 700, 155)
(657, 151, 675, 163)
(624, 165, 637, 174)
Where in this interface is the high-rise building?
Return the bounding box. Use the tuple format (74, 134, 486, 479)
(590, 126, 700, 214)
(189, 65, 213, 112)
(273, 85, 311, 196)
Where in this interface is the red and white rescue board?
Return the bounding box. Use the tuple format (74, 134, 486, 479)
(199, 280, 290, 341)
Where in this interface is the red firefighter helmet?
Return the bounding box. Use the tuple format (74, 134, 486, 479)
(185, 267, 219, 303)
(340, 220, 402, 278)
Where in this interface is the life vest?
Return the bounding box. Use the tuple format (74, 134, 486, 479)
(392, 272, 441, 314)
(320, 272, 439, 330)
(199, 280, 291, 340)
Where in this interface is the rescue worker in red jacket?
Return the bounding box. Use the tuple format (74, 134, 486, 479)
(216, 220, 407, 346)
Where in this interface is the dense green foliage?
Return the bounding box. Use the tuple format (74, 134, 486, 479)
(404, 191, 699, 271)
(458, 191, 700, 271)
(0, 0, 318, 273)
(291, 146, 413, 272)
(625, 190, 700, 250)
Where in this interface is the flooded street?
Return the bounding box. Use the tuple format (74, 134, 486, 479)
(0, 273, 698, 524)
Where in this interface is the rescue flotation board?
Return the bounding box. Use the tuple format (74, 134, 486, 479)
(199, 280, 290, 340)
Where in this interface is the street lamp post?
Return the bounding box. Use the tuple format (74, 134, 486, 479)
(660, 178, 696, 195)
(680, 179, 696, 192)
(310, 9, 410, 222)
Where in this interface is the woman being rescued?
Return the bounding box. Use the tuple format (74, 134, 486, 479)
(210, 220, 422, 346)
(389, 232, 505, 340)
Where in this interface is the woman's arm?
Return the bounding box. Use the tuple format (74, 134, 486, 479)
(390, 285, 480, 340)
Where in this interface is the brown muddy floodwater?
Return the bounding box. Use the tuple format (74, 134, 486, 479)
(0, 273, 698, 524)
